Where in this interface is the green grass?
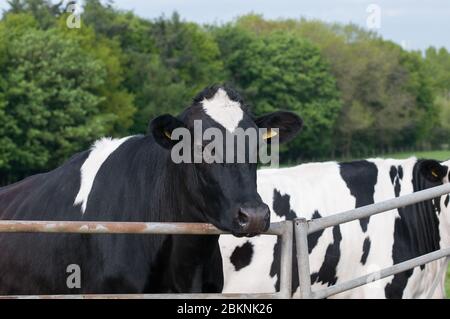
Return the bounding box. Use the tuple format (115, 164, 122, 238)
(382, 150, 450, 161)
(447, 265, 450, 298)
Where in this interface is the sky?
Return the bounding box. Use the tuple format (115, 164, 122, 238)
(1, 0, 449, 51)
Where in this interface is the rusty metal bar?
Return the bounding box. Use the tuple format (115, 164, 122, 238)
(0, 220, 289, 299)
(294, 218, 313, 299)
(278, 220, 293, 298)
(0, 220, 285, 236)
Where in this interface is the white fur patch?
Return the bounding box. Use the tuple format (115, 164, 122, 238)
(201, 88, 244, 132)
(74, 136, 133, 213)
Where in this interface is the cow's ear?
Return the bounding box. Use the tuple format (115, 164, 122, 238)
(419, 160, 446, 183)
(255, 111, 303, 144)
(149, 114, 186, 149)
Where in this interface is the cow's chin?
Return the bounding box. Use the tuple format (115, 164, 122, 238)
(201, 213, 234, 234)
(205, 219, 257, 237)
(231, 232, 258, 238)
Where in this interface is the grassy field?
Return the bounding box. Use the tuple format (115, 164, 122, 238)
(447, 266, 450, 298)
(381, 149, 450, 298)
(383, 150, 450, 161)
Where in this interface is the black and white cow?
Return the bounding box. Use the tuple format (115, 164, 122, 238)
(220, 158, 450, 298)
(0, 85, 302, 295)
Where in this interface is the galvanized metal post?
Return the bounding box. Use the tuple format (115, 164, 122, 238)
(295, 218, 313, 299)
(278, 220, 293, 299)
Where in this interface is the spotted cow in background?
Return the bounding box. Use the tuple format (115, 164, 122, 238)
(220, 157, 450, 298)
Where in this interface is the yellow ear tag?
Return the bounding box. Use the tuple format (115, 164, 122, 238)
(431, 170, 438, 178)
(262, 129, 278, 140)
(164, 131, 172, 139)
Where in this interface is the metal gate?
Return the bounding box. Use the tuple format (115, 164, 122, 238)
(295, 182, 450, 299)
(0, 220, 292, 299)
(0, 182, 449, 299)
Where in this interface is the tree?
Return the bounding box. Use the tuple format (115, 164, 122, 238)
(151, 13, 225, 93)
(214, 24, 341, 159)
(0, 14, 116, 182)
(56, 17, 136, 135)
(82, 0, 156, 54)
(424, 47, 450, 97)
(4, 0, 64, 29)
(233, 15, 439, 156)
(424, 47, 450, 147)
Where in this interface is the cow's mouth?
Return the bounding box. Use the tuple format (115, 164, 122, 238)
(231, 232, 258, 238)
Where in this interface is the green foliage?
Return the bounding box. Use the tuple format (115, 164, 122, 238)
(214, 25, 341, 159)
(5, 0, 64, 29)
(424, 47, 450, 148)
(152, 13, 225, 90)
(82, 0, 156, 53)
(127, 13, 225, 133)
(0, 14, 112, 176)
(231, 15, 442, 157)
(82, 3, 226, 133)
(0, 2, 449, 183)
(56, 20, 136, 135)
(425, 47, 450, 96)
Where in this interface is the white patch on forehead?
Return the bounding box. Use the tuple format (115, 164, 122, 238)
(201, 88, 244, 132)
(74, 136, 133, 214)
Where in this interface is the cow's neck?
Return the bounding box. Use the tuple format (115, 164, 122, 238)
(144, 144, 223, 292)
(162, 235, 223, 293)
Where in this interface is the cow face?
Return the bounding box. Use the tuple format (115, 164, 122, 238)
(150, 86, 303, 236)
(419, 159, 450, 242)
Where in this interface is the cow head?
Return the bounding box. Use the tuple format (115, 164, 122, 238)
(419, 159, 450, 244)
(149, 85, 302, 236)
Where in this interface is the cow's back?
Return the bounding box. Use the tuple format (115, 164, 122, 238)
(0, 150, 89, 220)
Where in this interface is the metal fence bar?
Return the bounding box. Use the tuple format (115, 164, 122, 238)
(279, 221, 293, 298)
(312, 247, 450, 299)
(0, 220, 290, 299)
(308, 183, 450, 234)
(0, 220, 284, 236)
(294, 218, 312, 299)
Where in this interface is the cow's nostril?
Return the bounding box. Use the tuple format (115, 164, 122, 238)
(237, 210, 250, 227)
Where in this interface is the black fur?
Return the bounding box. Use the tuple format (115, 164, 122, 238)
(339, 161, 378, 232)
(385, 160, 443, 298)
(272, 189, 297, 220)
(310, 226, 342, 286)
(308, 211, 324, 254)
(229, 241, 254, 271)
(361, 237, 371, 265)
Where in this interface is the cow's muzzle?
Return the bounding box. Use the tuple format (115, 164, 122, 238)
(232, 203, 270, 236)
